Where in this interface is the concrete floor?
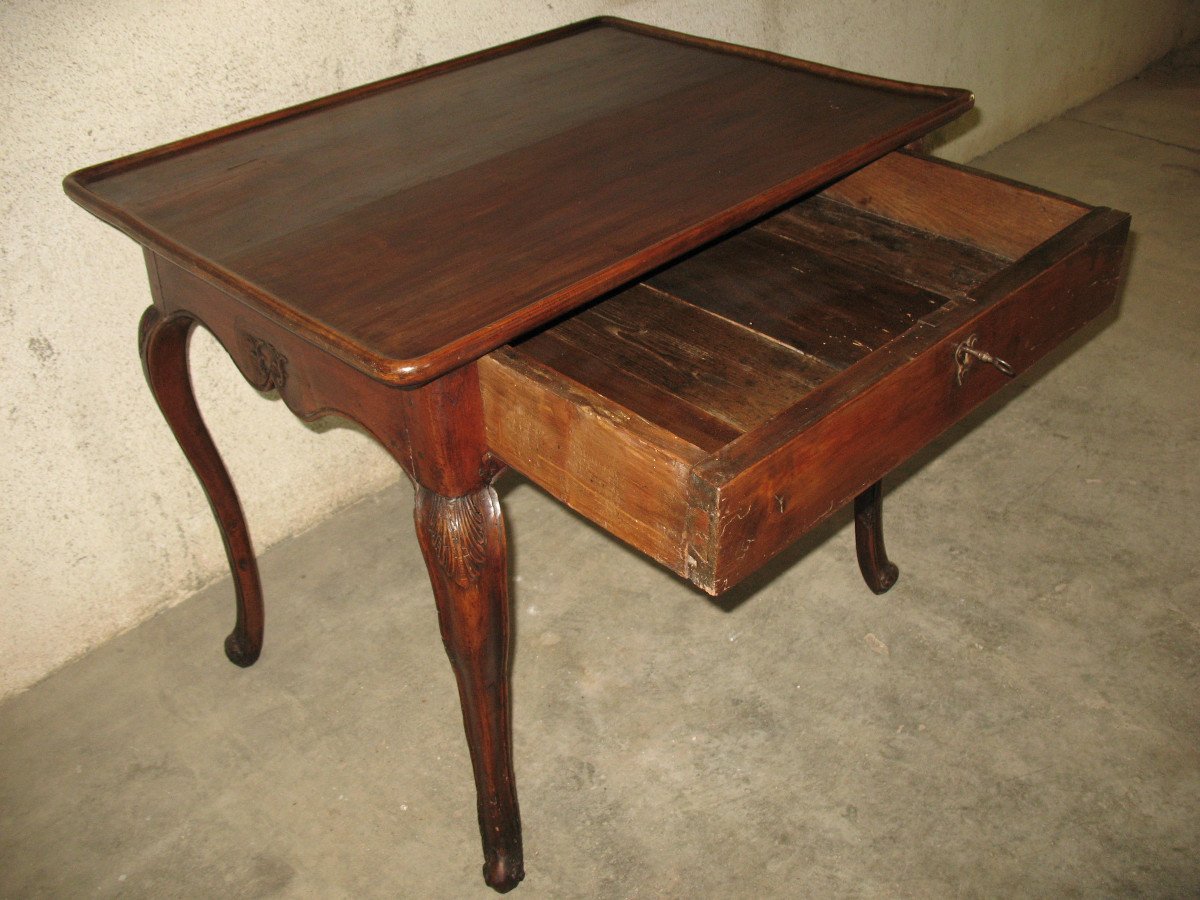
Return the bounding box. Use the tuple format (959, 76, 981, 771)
(2, 47, 1197, 900)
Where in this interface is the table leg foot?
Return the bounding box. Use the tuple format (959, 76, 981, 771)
(224, 629, 261, 667)
(854, 479, 899, 595)
(414, 484, 524, 894)
(139, 306, 265, 665)
(483, 847, 525, 893)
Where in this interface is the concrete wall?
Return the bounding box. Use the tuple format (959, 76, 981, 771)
(767, 0, 1200, 161)
(2, 0, 1196, 699)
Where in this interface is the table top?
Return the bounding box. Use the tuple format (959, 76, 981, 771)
(65, 17, 972, 385)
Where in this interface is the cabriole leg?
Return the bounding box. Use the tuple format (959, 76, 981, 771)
(854, 479, 900, 595)
(414, 484, 523, 892)
(402, 365, 523, 892)
(138, 306, 264, 666)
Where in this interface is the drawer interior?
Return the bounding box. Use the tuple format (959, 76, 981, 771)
(480, 151, 1121, 593)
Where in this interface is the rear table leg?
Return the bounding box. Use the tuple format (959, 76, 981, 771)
(139, 306, 264, 666)
(854, 479, 900, 595)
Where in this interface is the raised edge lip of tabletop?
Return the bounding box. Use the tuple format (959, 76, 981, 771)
(62, 16, 974, 388)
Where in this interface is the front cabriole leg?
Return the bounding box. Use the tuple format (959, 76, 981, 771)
(854, 479, 900, 595)
(414, 485, 522, 891)
(403, 365, 523, 892)
(138, 306, 264, 666)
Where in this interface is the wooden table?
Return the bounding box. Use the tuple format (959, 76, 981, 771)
(65, 18, 1129, 892)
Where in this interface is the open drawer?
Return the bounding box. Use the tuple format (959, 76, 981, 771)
(479, 151, 1129, 594)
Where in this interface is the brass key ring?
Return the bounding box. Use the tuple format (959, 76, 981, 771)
(954, 333, 1015, 385)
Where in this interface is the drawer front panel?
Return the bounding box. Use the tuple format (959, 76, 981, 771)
(689, 207, 1130, 593)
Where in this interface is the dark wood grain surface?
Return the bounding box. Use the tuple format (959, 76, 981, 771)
(514, 157, 1018, 444)
(65, 18, 970, 385)
(645, 226, 949, 369)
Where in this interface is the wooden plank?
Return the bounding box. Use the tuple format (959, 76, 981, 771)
(542, 285, 838, 433)
(647, 227, 947, 370)
(516, 328, 739, 452)
(478, 348, 703, 575)
(823, 152, 1088, 260)
(65, 20, 972, 385)
(687, 208, 1130, 593)
(759, 194, 1012, 297)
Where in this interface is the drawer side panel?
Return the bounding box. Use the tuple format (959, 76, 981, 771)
(480, 348, 704, 575)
